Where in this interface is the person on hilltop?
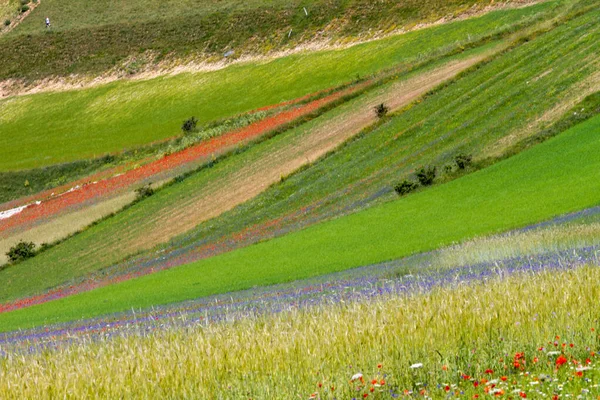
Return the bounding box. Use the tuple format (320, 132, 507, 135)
(45, 17, 50, 29)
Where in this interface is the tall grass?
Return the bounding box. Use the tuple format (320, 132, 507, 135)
(0, 265, 598, 398)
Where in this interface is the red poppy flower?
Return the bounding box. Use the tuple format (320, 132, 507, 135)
(556, 355, 568, 367)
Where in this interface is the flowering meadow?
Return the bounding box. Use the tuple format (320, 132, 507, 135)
(0, 261, 599, 398)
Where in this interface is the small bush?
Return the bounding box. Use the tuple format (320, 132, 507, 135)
(394, 180, 419, 196)
(100, 154, 116, 164)
(135, 185, 154, 200)
(374, 103, 389, 118)
(416, 166, 436, 186)
(6, 241, 36, 263)
(20, 0, 30, 5)
(443, 165, 453, 174)
(20, 5, 29, 12)
(455, 153, 473, 169)
(3, 19, 10, 27)
(181, 117, 198, 134)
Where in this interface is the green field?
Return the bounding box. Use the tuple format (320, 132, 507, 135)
(0, 3, 553, 171)
(2, 2, 599, 305)
(2, 110, 599, 331)
(0, 0, 513, 80)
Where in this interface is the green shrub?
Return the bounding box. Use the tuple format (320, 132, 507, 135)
(394, 180, 419, 196)
(20, 5, 29, 13)
(6, 241, 36, 263)
(374, 103, 389, 118)
(20, 0, 30, 5)
(135, 185, 155, 200)
(416, 166, 436, 186)
(181, 117, 198, 134)
(455, 153, 473, 169)
(443, 164, 453, 174)
(3, 19, 10, 27)
(100, 154, 116, 164)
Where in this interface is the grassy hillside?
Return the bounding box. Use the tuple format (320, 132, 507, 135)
(0, 3, 553, 171)
(1, 110, 599, 331)
(2, 1, 598, 304)
(1, 0, 516, 80)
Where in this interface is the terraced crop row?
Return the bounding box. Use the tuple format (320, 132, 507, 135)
(2, 103, 600, 330)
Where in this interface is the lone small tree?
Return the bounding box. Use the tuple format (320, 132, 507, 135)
(6, 240, 36, 263)
(416, 166, 436, 186)
(374, 103, 389, 118)
(135, 184, 155, 200)
(181, 116, 198, 134)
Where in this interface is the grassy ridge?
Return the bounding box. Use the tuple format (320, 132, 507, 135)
(2, 3, 598, 304)
(2, 0, 506, 80)
(1, 110, 599, 331)
(0, 4, 553, 171)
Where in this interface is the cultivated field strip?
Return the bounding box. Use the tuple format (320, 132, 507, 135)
(0, 56, 485, 303)
(1, 108, 599, 329)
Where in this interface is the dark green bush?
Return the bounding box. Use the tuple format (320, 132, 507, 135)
(416, 166, 436, 186)
(100, 154, 116, 164)
(20, 5, 29, 12)
(394, 179, 419, 196)
(455, 153, 473, 169)
(3, 19, 10, 27)
(135, 184, 155, 200)
(374, 103, 389, 118)
(6, 241, 36, 263)
(182, 117, 198, 134)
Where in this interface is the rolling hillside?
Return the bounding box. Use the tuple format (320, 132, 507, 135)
(2, 0, 598, 309)
(3, 0, 600, 398)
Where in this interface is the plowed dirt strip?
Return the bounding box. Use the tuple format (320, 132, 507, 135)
(0, 85, 363, 237)
(0, 55, 484, 314)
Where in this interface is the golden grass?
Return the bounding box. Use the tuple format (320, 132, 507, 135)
(1, 265, 598, 398)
